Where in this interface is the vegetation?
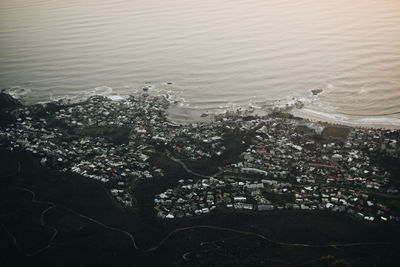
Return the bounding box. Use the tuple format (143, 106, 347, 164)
(262, 191, 295, 205)
(79, 126, 131, 144)
(1, 147, 400, 266)
(183, 129, 255, 175)
(322, 126, 351, 140)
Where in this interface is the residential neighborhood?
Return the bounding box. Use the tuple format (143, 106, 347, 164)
(1, 93, 399, 223)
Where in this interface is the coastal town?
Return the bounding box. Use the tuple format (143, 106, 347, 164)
(1, 92, 399, 223)
(155, 116, 400, 222)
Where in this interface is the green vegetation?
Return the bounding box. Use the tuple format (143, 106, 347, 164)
(57, 214, 88, 232)
(79, 127, 131, 144)
(373, 195, 400, 213)
(183, 129, 255, 175)
(322, 126, 351, 140)
(262, 191, 295, 205)
(295, 125, 315, 135)
(388, 199, 400, 212)
(1, 145, 400, 266)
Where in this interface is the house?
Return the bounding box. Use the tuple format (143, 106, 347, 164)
(258, 204, 274, 211)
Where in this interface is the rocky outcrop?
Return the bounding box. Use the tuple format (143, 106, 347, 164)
(0, 92, 22, 109)
(0, 93, 22, 126)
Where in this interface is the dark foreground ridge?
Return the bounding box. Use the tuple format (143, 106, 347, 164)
(1, 92, 400, 266)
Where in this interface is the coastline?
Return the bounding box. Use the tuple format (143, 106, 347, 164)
(291, 108, 400, 130)
(4, 88, 400, 130)
(166, 103, 400, 130)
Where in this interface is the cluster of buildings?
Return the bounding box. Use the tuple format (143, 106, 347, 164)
(0, 94, 235, 206)
(228, 118, 396, 194)
(0, 95, 172, 206)
(154, 117, 400, 222)
(0, 92, 399, 222)
(155, 175, 396, 222)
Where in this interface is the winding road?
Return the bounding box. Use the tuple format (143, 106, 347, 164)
(0, 186, 393, 260)
(165, 149, 224, 179)
(1, 187, 57, 257)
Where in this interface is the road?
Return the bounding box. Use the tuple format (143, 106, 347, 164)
(0, 187, 393, 259)
(165, 149, 224, 179)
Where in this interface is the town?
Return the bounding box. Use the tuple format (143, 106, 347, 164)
(155, 116, 400, 222)
(1, 92, 399, 224)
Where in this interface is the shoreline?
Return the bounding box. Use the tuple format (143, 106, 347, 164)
(6, 89, 400, 130)
(166, 103, 400, 130)
(291, 108, 400, 130)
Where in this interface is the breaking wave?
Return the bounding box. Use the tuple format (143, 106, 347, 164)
(357, 117, 400, 124)
(2, 86, 32, 99)
(3, 82, 399, 129)
(93, 85, 113, 96)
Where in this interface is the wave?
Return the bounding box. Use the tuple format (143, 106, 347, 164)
(292, 108, 400, 129)
(2, 86, 32, 99)
(107, 95, 126, 101)
(93, 85, 113, 95)
(3, 82, 399, 129)
(356, 117, 400, 124)
(298, 108, 349, 121)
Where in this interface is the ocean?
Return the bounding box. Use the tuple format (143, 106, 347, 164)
(1, 0, 399, 127)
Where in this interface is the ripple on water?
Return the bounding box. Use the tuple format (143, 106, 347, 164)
(0, 0, 399, 127)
